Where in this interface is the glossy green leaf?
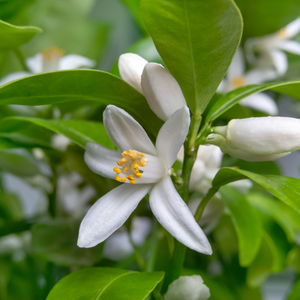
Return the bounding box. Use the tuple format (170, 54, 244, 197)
(0, 20, 42, 50)
(287, 246, 300, 273)
(0, 70, 162, 138)
(47, 267, 164, 300)
(247, 193, 300, 243)
(205, 80, 300, 123)
(0, 0, 35, 21)
(0, 116, 114, 149)
(141, 0, 243, 116)
(0, 137, 32, 150)
(211, 167, 300, 214)
(32, 219, 103, 266)
(288, 279, 300, 300)
(235, 0, 300, 39)
(220, 186, 262, 266)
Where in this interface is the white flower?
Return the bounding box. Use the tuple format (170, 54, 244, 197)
(214, 117, 300, 155)
(218, 48, 278, 115)
(246, 18, 300, 75)
(0, 47, 96, 86)
(103, 216, 152, 260)
(165, 275, 210, 300)
(51, 134, 71, 151)
(119, 53, 186, 121)
(77, 105, 212, 255)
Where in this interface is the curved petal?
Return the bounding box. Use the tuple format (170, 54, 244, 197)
(268, 50, 288, 75)
(84, 142, 121, 180)
(26, 53, 43, 74)
(118, 53, 148, 93)
(156, 106, 190, 169)
(227, 48, 245, 80)
(103, 105, 157, 156)
(284, 17, 300, 38)
(141, 63, 186, 121)
(245, 69, 277, 85)
(78, 183, 151, 248)
(240, 93, 278, 115)
(276, 40, 300, 55)
(0, 71, 31, 86)
(149, 175, 212, 254)
(59, 54, 96, 70)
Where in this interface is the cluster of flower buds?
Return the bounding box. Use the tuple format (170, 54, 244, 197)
(207, 116, 300, 161)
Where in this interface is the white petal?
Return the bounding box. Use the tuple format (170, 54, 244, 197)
(59, 54, 96, 70)
(239, 93, 278, 115)
(141, 63, 186, 121)
(244, 68, 277, 84)
(26, 53, 43, 73)
(284, 18, 300, 38)
(84, 142, 121, 180)
(156, 106, 190, 169)
(103, 105, 157, 156)
(78, 183, 151, 248)
(227, 48, 245, 80)
(0, 71, 31, 86)
(267, 50, 288, 75)
(189, 160, 206, 191)
(276, 40, 300, 55)
(118, 53, 148, 93)
(149, 175, 212, 254)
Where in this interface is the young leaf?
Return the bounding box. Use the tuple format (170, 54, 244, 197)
(46, 267, 164, 300)
(0, 20, 42, 50)
(211, 167, 300, 214)
(141, 0, 243, 116)
(0, 117, 115, 149)
(220, 186, 263, 266)
(0, 70, 162, 138)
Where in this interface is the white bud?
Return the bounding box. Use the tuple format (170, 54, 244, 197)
(214, 117, 300, 155)
(165, 275, 210, 300)
(206, 134, 290, 162)
(118, 53, 148, 93)
(141, 63, 186, 121)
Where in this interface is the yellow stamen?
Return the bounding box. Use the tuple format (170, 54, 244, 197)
(137, 152, 144, 157)
(121, 151, 128, 157)
(277, 28, 288, 39)
(127, 174, 134, 181)
(115, 176, 121, 181)
(134, 164, 139, 170)
(121, 177, 126, 182)
(135, 172, 142, 178)
(130, 179, 136, 184)
(117, 158, 127, 166)
(123, 166, 129, 173)
(231, 76, 245, 89)
(140, 157, 147, 166)
(113, 167, 121, 174)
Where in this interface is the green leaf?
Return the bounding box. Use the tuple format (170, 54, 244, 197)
(0, 0, 35, 21)
(0, 70, 162, 138)
(287, 246, 300, 273)
(0, 193, 22, 221)
(205, 80, 300, 123)
(288, 279, 300, 300)
(0, 116, 115, 149)
(46, 267, 164, 300)
(220, 186, 262, 266)
(141, 0, 243, 116)
(32, 219, 103, 266)
(211, 167, 300, 214)
(0, 19, 42, 50)
(235, 0, 300, 39)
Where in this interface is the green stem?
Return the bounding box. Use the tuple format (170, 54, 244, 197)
(13, 48, 30, 72)
(194, 187, 217, 222)
(188, 115, 202, 150)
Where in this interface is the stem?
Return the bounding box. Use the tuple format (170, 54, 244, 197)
(188, 115, 202, 150)
(13, 48, 30, 72)
(194, 187, 217, 222)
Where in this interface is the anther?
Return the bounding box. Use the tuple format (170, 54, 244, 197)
(123, 166, 129, 173)
(137, 152, 144, 157)
(113, 167, 121, 174)
(140, 157, 147, 166)
(115, 176, 121, 181)
(130, 179, 136, 184)
(117, 158, 127, 166)
(121, 177, 126, 182)
(135, 172, 142, 178)
(121, 151, 128, 157)
(127, 174, 134, 181)
(134, 164, 139, 170)
(128, 149, 137, 161)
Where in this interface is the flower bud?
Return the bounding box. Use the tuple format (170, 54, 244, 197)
(207, 134, 290, 162)
(118, 53, 148, 93)
(214, 117, 300, 155)
(165, 275, 210, 300)
(141, 63, 186, 121)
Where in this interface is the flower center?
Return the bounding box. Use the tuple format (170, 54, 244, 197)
(42, 47, 64, 72)
(113, 149, 147, 184)
(277, 27, 288, 39)
(231, 76, 245, 89)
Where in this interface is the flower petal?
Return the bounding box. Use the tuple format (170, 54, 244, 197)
(284, 17, 300, 38)
(0, 71, 31, 86)
(78, 183, 151, 248)
(141, 63, 186, 121)
(103, 105, 157, 156)
(156, 106, 190, 169)
(149, 175, 212, 254)
(26, 53, 43, 73)
(84, 142, 121, 180)
(227, 48, 245, 80)
(118, 53, 148, 93)
(240, 93, 278, 115)
(267, 50, 288, 75)
(276, 40, 300, 55)
(59, 54, 96, 70)
(245, 69, 277, 84)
